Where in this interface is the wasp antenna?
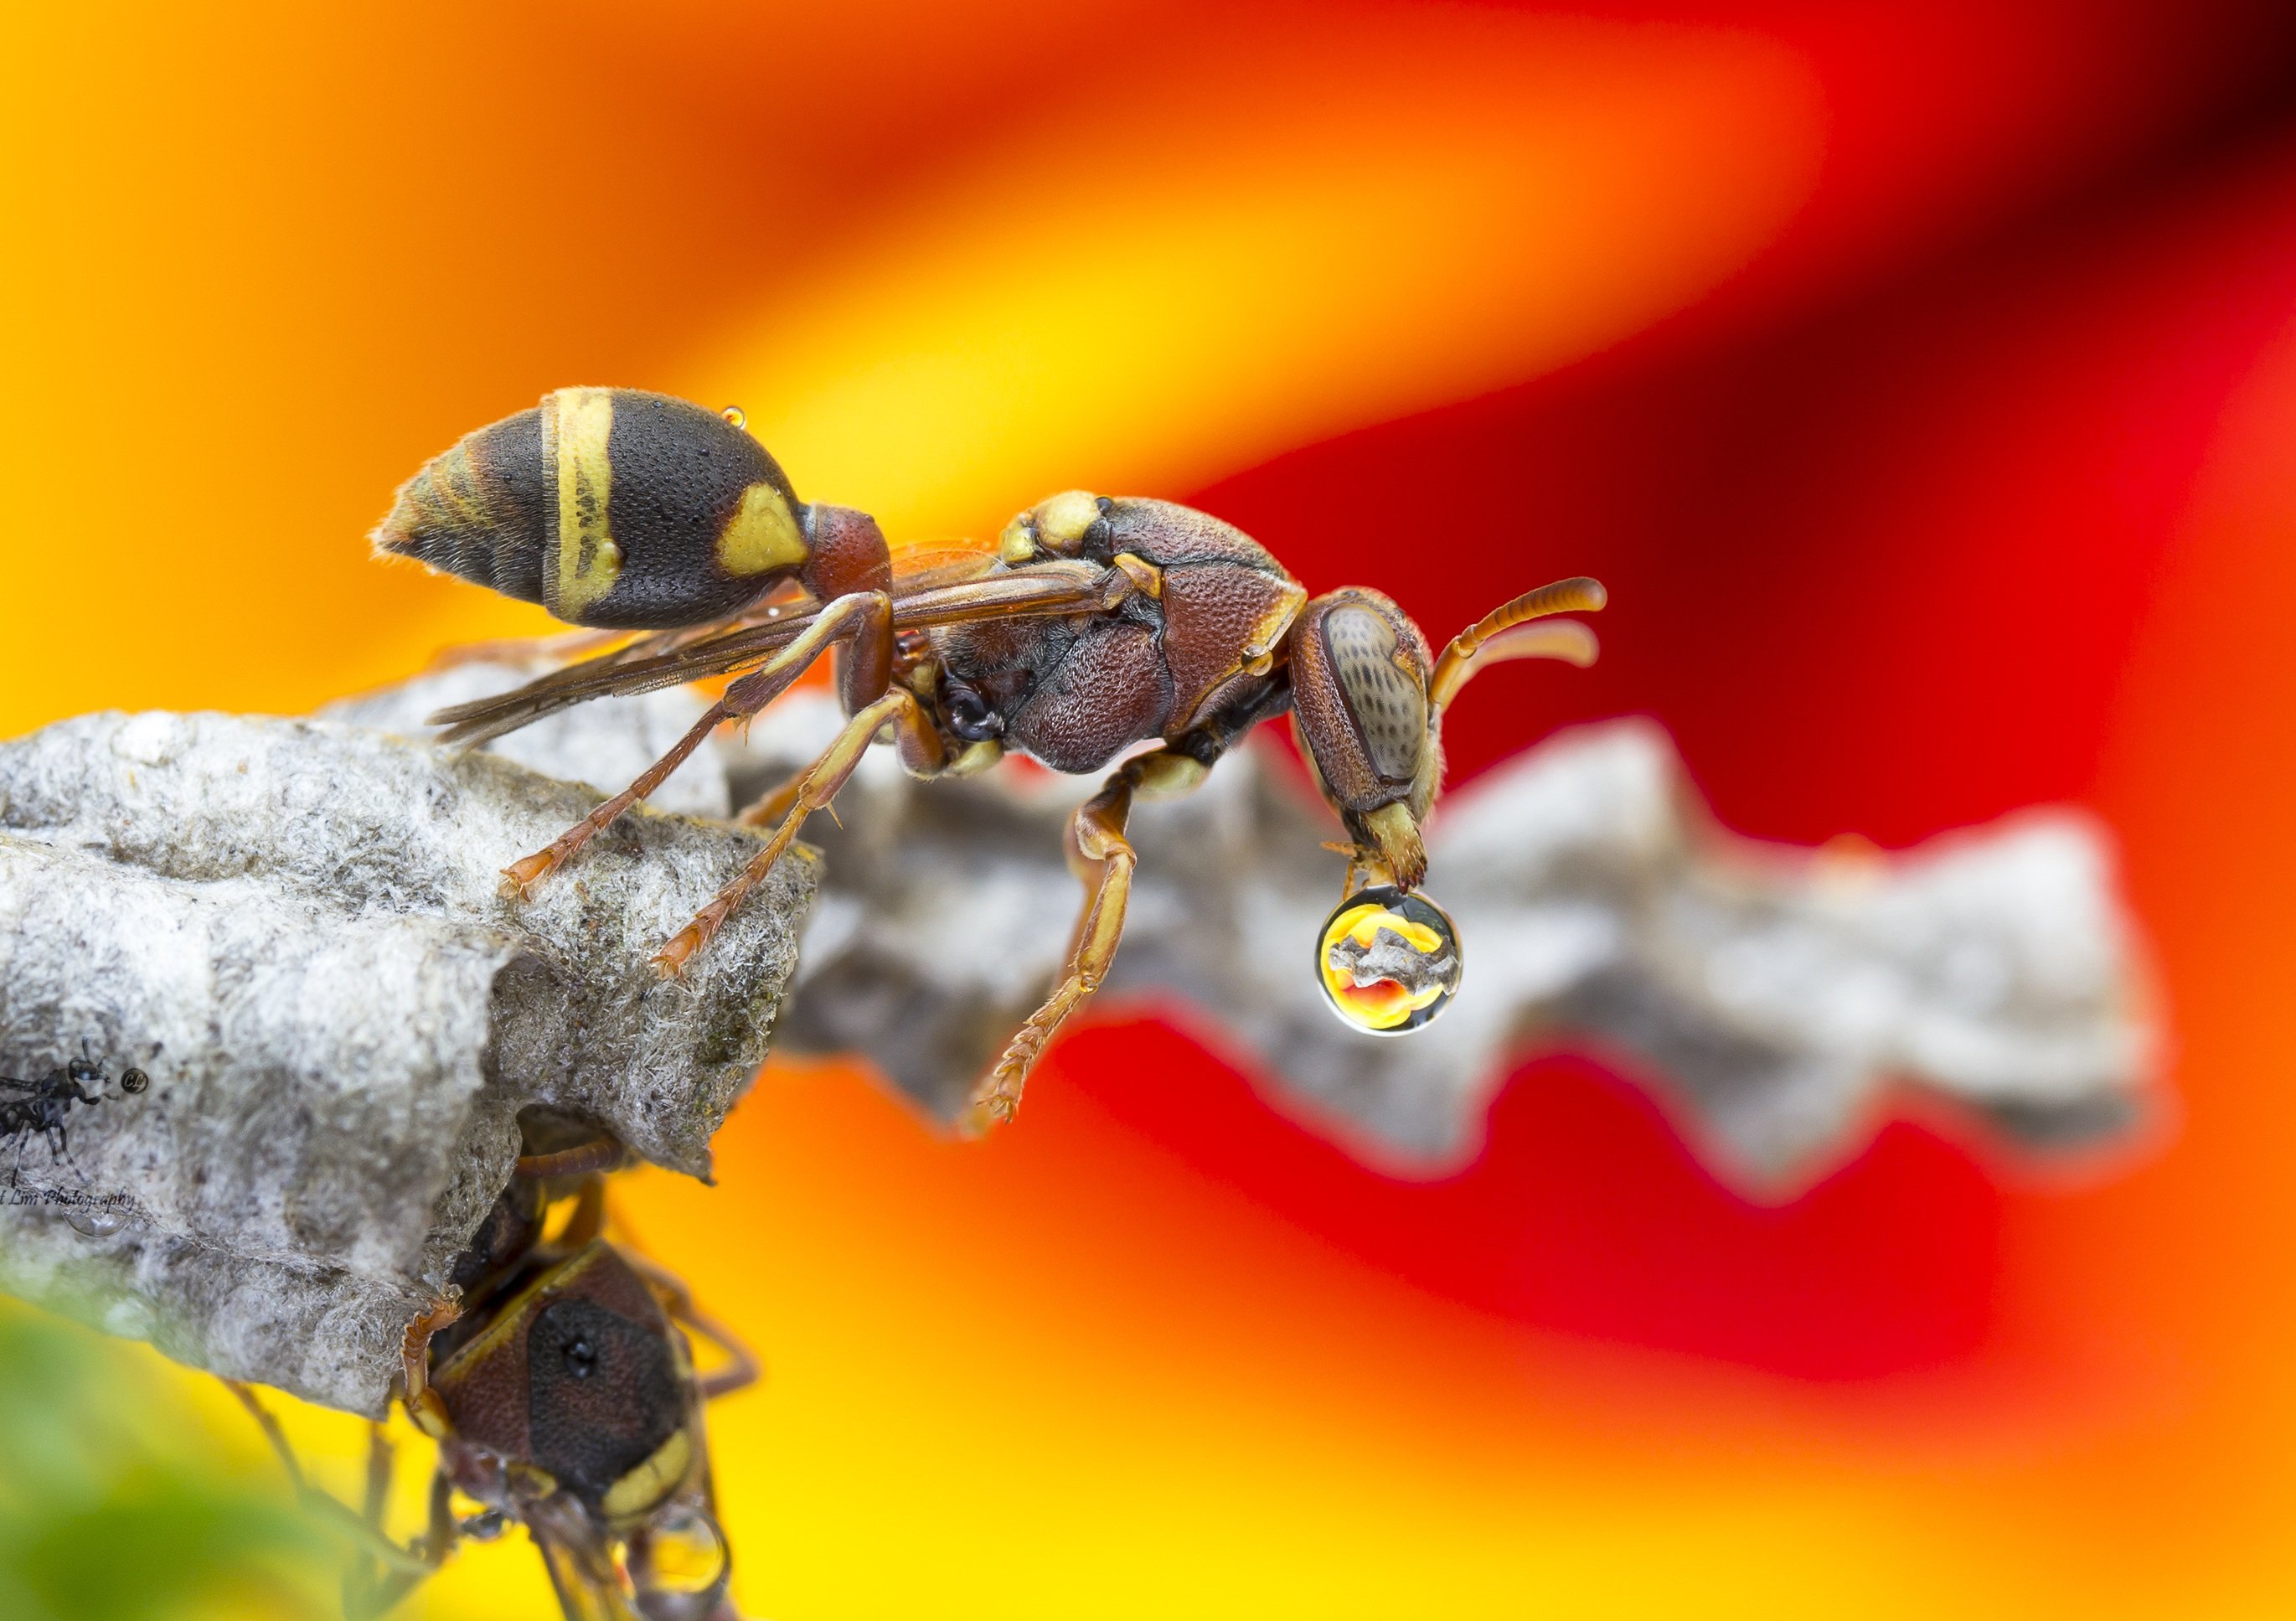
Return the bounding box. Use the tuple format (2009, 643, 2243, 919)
(1430, 576, 1605, 710)
(1431, 620, 1600, 710)
(1451, 576, 1606, 652)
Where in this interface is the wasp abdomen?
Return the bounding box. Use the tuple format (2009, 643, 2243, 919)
(374, 387, 828, 628)
(374, 405, 552, 604)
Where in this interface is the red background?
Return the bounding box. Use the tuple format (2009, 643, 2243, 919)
(8, 3, 2296, 1614)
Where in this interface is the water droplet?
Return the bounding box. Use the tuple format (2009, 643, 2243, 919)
(1315, 885, 1462, 1035)
(720, 405, 747, 429)
(631, 1502, 729, 1595)
(66, 1208, 128, 1238)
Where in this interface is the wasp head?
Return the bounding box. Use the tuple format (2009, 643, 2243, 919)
(1289, 573, 1608, 885)
(1290, 576, 1606, 1035)
(1287, 588, 1441, 889)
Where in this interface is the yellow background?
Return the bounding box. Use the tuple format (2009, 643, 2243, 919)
(6, 3, 2296, 1618)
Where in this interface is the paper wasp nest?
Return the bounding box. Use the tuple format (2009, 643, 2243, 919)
(0, 658, 2155, 1414)
(348, 662, 2157, 1194)
(743, 698, 2155, 1191)
(0, 709, 811, 1415)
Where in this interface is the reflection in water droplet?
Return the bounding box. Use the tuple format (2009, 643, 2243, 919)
(720, 405, 747, 429)
(66, 1208, 129, 1238)
(630, 1502, 730, 1598)
(1315, 885, 1463, 1035)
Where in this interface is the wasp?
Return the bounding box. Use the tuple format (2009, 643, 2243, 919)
(374, 388, 1603, 1128)
(231, 1133, 756, 1620)
(2, 1045, 148, 1186)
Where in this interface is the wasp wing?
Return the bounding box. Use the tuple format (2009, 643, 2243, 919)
(428, 560, 1122, 747)
(882, 531, 1006, 593)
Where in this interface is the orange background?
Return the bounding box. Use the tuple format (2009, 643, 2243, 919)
(8, 3, 2296, 1615)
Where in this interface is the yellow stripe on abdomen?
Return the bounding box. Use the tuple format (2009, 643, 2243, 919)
(548, 387, 622, 619)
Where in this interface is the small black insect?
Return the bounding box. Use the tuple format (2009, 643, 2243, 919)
(1, 1043, 152, 1188)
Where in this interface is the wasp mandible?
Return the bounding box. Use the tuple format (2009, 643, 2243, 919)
(232, 1143, 756, 1620)
(374, 388, 1604, 1129)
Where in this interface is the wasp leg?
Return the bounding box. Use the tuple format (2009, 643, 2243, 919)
(620, 1250, 762, 1399)
(501, 590, 895, 897)
(513, 1135, 628, 1180)
(550, 1170, 611, 1248)
(962, 746, 1209, 1134)
(344, 1420, 394, 1618)
(733, 767, 805, 830)
(400, 1297, 462, 1441)
(361, 1419, 393, 1524)
(420, 1467, 461, 1567)
(221, 1379, 445, 1617)
(342, 1418, 460, 1621)
(730, 719, 983, 832)
(224, 1377, 308, 1494)
(655, 688, 945, 975)
(349, 1469, 462, 1621)
(498, 699, 730, 898)
(527, 1489, 638, 1616)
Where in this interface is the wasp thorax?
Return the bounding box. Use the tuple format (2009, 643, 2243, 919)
(1316, 885, 1462, 1035)
(999, 488, 1107, 563)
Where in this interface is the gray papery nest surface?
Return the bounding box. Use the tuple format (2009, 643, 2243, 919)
(353, 662, 2159, 1191)
(0, 708, 811, 1414)
(0, 658, 2159, 1408)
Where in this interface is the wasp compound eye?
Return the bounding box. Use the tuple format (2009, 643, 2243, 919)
(1315, 885, 1462, 1035)
(562, 1334, 598, 1379)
